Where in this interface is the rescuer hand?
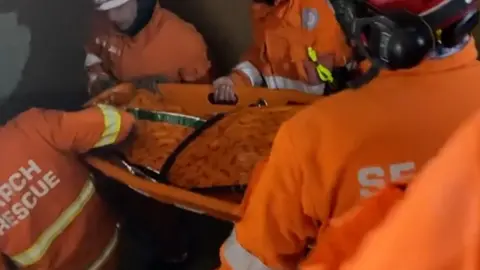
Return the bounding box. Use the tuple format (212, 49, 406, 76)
(129, 75, 169, 94)
(212, 76, 238, 104)
(88, 73, 119, 97)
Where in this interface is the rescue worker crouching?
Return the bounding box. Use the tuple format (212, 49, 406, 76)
(218, 0, 480, 268)
(86, 0, 212, 96)
(0, 103, 135, 269)
(212, 0, 351, 103)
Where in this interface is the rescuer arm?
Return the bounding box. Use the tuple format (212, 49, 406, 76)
(28, 106, 135, 153)
(212, 44, 265, 103)
(84, 51, 118, 96)
(158, 9, 211, 83)
(339, 114, 480, 270)
(300, 185, 405, 270)
(229, 44, 266, 87)
(219, 124, 317, 269)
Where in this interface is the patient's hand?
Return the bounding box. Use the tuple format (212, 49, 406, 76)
(212, 76, 238, 104)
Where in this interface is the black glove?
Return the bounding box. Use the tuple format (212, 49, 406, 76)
(324, 65, 362, 95)
(89, 77, 118, 97)
(130, 75, 170, 93)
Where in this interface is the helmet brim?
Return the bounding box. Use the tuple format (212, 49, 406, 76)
(96, 0, 130, 11)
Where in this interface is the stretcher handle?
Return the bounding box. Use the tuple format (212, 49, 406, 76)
(86, 156, 242, 222)
(207, 93, 238, 105)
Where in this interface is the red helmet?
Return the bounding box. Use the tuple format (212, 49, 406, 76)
(367, 0, 477, 27)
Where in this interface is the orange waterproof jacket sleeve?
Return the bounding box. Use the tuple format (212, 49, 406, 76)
(25, 105, 135, 154)
(300, 185, 405, 270)
(156, 8, 211, 83)
(219, 123, 317, 269)
(338, 111, 480, 270)
(230, 44, 266, 87)
(229, 2, 273, 87)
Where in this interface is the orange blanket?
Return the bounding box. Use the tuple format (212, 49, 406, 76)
(89, 84, 309, 189)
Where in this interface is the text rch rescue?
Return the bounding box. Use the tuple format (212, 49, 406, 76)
(0, 160, 59, 235)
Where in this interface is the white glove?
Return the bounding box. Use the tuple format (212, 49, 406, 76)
(212, 76, 238, 103)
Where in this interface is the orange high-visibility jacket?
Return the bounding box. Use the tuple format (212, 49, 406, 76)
(85, 4, 210, 84)
(302, 109, 480, 270)
(299, 184, 406, 270)
(338, 110, 480, 270)
(219, 40, 480, 269)
(0, 106, 134, 269)
(252, 2, 275, 24)
(230, 0, 350, 94)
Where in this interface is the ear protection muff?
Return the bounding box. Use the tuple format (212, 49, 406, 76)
(330, 0, 478, 88)
(352, 11, 435, 70)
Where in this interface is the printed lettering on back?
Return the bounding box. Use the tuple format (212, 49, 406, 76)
(0, 160, 61, 236)
(358, 162, 416, 198)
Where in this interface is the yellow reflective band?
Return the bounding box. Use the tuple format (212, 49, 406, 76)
(307, 46, 318, 62)
(12, 178, 96, 267)
(88, 227, 119, 270)
(94, 104, 122, 148)
(316, 64, 334, 83)
(307, 47, 334, 83)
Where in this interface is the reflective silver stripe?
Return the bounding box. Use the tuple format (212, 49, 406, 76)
(88, 227, 120, 270)
(223, 230, 270, 270)
(13, 178, 96, 266)
(128, 185, 152, 198)
(174, 204, 206, 215)
(85, 53, 102, 67)
(94, 104, 122, 148)
(234, 61, 264, 86)
(96, 0, 130, 11)
(264, 75, 325, 95)
(326, 0, 334, 12)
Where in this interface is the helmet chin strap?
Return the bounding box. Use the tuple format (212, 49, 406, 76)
(345, 59, 381, 89)
(428, 35, 470, 59)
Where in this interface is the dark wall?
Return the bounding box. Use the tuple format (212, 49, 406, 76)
(0, 0, 94, 123)
(0, 0, 253, 123)
(159, 0, 253, 76)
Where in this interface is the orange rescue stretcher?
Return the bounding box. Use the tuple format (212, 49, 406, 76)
(86, 83, 318, 222)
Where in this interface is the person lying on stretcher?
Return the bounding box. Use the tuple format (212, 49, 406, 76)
(87, 83, 308, 192)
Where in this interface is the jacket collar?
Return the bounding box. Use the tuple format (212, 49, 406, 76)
(121, 0, 157, 37)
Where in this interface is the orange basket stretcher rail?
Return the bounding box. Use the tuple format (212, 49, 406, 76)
(85, 83, 319, 222)
(86, 156, 243, 221)
(159, 83, 319, 115)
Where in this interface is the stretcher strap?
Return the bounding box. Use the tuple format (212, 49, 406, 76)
(127, 108, 206, 129)
(159, 113, 227, 182)
(123, 108, 232, 187)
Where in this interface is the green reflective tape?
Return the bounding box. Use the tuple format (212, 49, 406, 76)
(127, 108, 206, 129)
